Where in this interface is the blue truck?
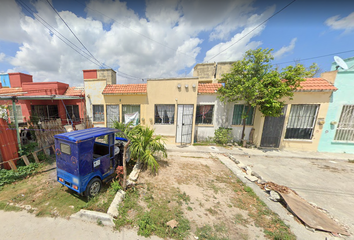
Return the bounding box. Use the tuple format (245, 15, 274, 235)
(54, 127, 129, 197)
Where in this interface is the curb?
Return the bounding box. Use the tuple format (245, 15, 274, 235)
(70, 209, 115, 227)
(107, 190, 126, 218)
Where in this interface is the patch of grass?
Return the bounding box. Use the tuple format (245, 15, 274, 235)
(206, 207, 218, 216)
(97, 219, 103, 226)
(348, 159, 354, 163)
(196, 224, 229, 240)
(0, 163, 41, 187)
(115, 188, 141, 229)
(0, 201, 22, 211)
(235, 213, 249, 226)
(210, 183, 220, 194)
(187, 206, 193, 211)
(177, 191, 190, 203)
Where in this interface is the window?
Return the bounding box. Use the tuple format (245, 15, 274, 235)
(196, 105, 214, 124)
(107, 105, 119, 128)
(232, 105, 254, 125)
(66, 105, 80, 122)
(60, 143, 71, 155)
(122, 105, 140, 125)
(334, 105, 354, 142)
(285, 104, 319, 139)
(9, 105, 23, 123)
(93, 105, 104, 122)
(31, 105, 59, 121)
(155, 105, 175, 124)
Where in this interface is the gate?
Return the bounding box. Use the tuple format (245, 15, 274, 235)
(176, 105, 194, 144)
(260, 106, 287, 148)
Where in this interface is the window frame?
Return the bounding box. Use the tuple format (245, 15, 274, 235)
(31, 105, 59, 121)
(232, 104, 255, 126)
(122, 104, 140, 125)
(284, 104, 319, 140)
(92, 104, 104, 122)
(154, 104, 175, 125)
(334, 104, 354, 142)
(195, 105, 214, 125)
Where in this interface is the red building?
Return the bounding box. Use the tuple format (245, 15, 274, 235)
(0, 73, 85, 126)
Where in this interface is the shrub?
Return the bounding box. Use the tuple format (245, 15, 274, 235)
(214, 127, 232, 145)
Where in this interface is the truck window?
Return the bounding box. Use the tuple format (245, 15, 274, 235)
(60, 143, 71, 155)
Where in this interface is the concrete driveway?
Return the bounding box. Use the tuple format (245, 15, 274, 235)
(234, 153, 354, 236)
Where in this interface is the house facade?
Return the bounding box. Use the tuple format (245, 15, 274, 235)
(0, 73, 85, 126)
(83, 64, 337, 151)
(318, 57, 354, 153)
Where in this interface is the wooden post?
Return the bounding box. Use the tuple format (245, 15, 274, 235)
(122, 140, 131, 190)
(32, 152, 40, 163)
(51, 145, 55, 154)
(8, 160, 17, 170)
(22, 155, 30, 166)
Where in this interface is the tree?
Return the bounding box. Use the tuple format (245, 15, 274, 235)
(218, 48, 318, 141)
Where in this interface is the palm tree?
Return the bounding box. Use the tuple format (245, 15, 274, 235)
(130, 125, 167, 173)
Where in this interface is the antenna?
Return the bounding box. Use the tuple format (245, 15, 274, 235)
(334, 56, 348, 70)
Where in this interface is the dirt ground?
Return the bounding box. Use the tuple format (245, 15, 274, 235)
(137, 151, 288, 240)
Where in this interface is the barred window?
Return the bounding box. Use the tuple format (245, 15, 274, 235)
(66, 105, 80, 122)
(334, 105, 354, 142)
(232, 105, 254, 125)
(155, 105, 175, 124)
(195, 105, 214, 124)
(106, 105, 119, 128)
(31, 105, 58, 121)
(285, 104, 319, 139)
(9, 105, 23, 123)
(93, 105, 104, 122)
(122, 105, 140, 125)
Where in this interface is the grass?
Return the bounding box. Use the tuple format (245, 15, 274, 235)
(348, 159, 354, 163)
(115, 187, 190, 240)
(196, 224, 230, 240)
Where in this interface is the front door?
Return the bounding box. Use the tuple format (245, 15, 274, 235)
(260, 106, 287, 148)
(176, 105, 194, 144)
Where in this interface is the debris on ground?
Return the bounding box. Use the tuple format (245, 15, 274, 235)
(166, 219, 178, 229)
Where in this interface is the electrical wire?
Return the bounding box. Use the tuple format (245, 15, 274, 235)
(45, 0, 104, 68)
(204, 0, 297, 63)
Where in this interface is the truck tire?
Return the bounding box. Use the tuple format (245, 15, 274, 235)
(85, 178, 102, 198)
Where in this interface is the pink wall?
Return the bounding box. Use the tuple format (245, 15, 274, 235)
(83, 70, 97, 79)
(8, 73, 33, 88)
(22, 82, 69, 96)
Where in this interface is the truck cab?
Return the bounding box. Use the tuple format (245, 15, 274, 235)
(54, 127, 128, 197)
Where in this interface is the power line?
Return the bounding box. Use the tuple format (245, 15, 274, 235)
(274, 49, 354, 65)
(205, 0, 297, 63)
(45, 0, 104, 68)
(16, 0, 104, 68)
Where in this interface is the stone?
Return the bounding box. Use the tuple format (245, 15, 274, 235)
(129, 162, 142, 182)
(269, 190, 281, 202)
(245, 175, 258, 182)
(107, 190, 126, 218)
(251, 171, 261, 179)
(245, 166, 252, 175)
(166, 219, 178, 229)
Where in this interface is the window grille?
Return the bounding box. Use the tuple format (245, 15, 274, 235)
(155, 105, 175, 124)
(9, 105, 23, 123)
(334, 105, 354, 142)
(195, 105, 214, 124)
(107, 105, 119, 127)
(66, 105, 80, 122)
(122, 105, 140, 125)
(285, 104, 319, 139)
(31, 105, 58, 121)
(232, 105, 254, 125)
(93, 105, 104, 122)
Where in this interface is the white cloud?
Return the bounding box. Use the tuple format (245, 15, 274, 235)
(325, 12, 354, 33)
(203, 5, 276, 63)
(0, 53, 5, 62)
(273, 38, 297, 59)
(3, 0, 276, 86)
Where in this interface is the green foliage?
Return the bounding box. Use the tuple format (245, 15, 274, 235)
(109, 180, 122, 195)
(112, 121, 134, 138)
(214, 127, 232, 145)
(0, 163, 40, 187)
(218, 48, 318, 140)
(20, 142, 38, 156)
(114, 122, 167, 173)
(138, 212, 157, 237)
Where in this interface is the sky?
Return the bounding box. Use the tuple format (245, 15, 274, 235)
(0, 0, 354, 86)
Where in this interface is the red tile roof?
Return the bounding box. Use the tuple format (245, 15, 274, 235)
(298, 78, 337, 92)
(103, 84, 147, 94)
(0, 88, 24, 96)
(64, 87, 85, 96)
(198, 83, 223, 94)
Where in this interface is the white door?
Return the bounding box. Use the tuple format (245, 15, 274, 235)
(176, 105, 194, 144)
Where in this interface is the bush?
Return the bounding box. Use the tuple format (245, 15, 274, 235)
(214, 127, 232, 145)
(0, 163, 40, 187)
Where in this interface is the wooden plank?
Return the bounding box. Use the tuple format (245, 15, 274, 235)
(52, 145, 55, 154)
(32, 152, 40, 163)
(8, 160, 17, 170)
(22, 155, 30, 166)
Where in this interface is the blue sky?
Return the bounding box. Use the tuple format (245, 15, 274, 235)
(0, 0, 354, 86)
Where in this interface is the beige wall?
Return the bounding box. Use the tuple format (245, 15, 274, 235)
(320, 71, 338, 84)
(84, 79, 107, 127)
(216, 62, 235, 79)
(253, 92, 332, 151)
(193, 63, 216, 80)
(146, 78, 199, 143)
(97, 69, 116, 85)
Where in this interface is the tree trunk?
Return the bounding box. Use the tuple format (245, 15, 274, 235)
(241, 104, 252, 141)
(122, 139, 131, 190)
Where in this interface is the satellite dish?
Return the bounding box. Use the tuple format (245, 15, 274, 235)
(334, 56, 348, 70)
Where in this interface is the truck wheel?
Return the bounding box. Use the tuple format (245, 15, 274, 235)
(85, 178, 102, 198)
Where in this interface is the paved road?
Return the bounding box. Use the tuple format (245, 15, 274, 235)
(0, 210, 163, 240)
